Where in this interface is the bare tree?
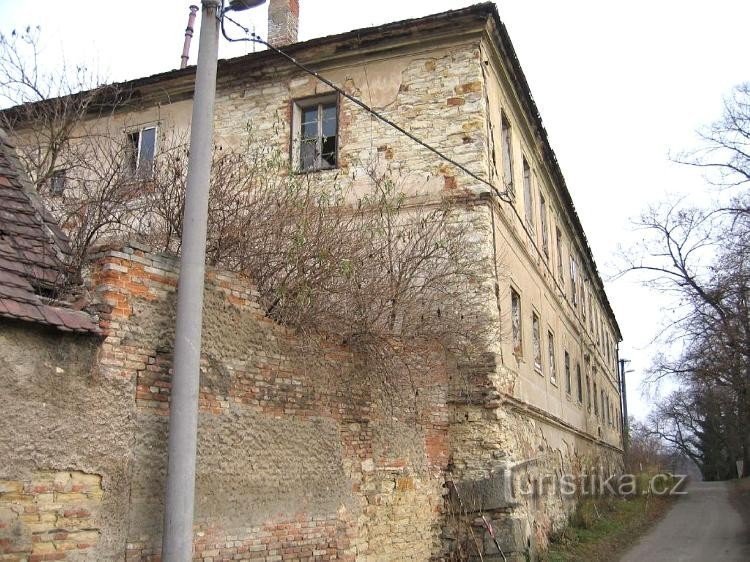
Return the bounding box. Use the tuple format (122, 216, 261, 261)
(1, 29, 499, 387)
(141, 134, 497, 382)
(0, 27, 150, 282)
(621, 84, 750, 479)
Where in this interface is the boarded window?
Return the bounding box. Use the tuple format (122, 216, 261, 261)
(548, 331, 556, 384)
(501, 113, 514, 195)
(532, 312, 542, 372)
(511, 288, 522, 356)
(523, 158, 534, 230)
(294, 96, 338, 172)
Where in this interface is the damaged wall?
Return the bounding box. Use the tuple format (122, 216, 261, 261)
(104, 243, 451, 561)
(0, 322, 134, 561)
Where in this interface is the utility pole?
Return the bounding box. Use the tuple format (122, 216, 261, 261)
(161, 1, 267, 559)
(162, 1, 221, 559)
(619, 358, 631, 453)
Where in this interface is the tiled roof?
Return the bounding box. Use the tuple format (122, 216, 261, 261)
(0, 129, 100, 334)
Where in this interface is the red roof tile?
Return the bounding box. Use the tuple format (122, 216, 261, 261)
(0, 128, 99, 334)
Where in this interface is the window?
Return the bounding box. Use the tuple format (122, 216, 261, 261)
(511, 288, 522, 356)
(582, 282, 588, 322)
(540, 193, 549, 258)
(576, 363, 583, 403)
(586, 374, 591, 412)
(523, 158, 534, 230)
(564, 351, 571, 395)
(127, 126, 157, 178)
(532, 312, 542, 373)
(593, 380, 599, 416)
(556, 227, 564, 283)
(501, 113, 514, 195)
(570, 254, 578, 306)
(548, 331, 557, 384)
(50, 169, 66, 195)
(601, 389, 606, 423)
(293, 95, 338, 172)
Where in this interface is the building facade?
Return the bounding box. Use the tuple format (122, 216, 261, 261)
(1, 2, 623, 560)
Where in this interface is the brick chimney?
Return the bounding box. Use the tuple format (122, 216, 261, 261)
(268, 0, 299, 47)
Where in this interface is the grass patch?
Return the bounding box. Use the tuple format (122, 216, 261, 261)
(542, 481, 678, 562)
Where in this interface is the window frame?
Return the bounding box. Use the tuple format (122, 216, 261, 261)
(127, 125, 158, 177)
(501, 112, 514, 196)
(547, 329, 557, 385)
(532, 310, 542, 374)
(556, 227, 564, 283)
(511, 287, 523, 358)
(539, 191, 549, 258)
(50, 169, 66, 196)
(291, 93, 340, 173)
(522, 156, 534, 231)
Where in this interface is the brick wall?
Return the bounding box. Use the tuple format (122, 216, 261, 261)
(91, 243, 451, 561)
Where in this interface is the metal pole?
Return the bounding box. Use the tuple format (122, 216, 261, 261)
(619, 358, 630, 454)
(162, 1, 220, 559)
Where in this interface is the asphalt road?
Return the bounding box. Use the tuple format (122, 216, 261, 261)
(620, 480, 750, 562)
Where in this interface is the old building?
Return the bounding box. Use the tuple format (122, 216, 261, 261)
(1, 2, 623, 560)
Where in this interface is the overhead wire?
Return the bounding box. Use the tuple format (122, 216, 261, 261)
(220, 10, 512, 204)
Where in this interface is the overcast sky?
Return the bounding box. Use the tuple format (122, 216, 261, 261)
(1, 0, 748, 420)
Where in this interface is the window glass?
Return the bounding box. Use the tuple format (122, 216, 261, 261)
(532, 312, 542, 372)
(139, 127, 156, 171)
(548, 331, 556, 384)
(297, 99, 338, 171)
(593, 380, 599, 416)
(511, 289, 522, 356)
(501, 113, 513, 194)
(523, 158, 534, 230)
(50, 170, 66, 195)
(556, 228, 564, 282)
(540, 193, 549, 257)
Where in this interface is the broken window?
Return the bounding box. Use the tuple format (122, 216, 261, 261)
(548, 331, 557, 385)
(576, 363, 583, 403)
(511, 288, 522, 356)
(564, 351, 571, 395)
(532, 312, 542, 373)
(523, 157, 534, 231)
(127, 125, 157, 178)
(50, 169, 66, 195)
(294, 95, 338, 172)
(501, 112, 514, 195)
(540, 193, 549, 258)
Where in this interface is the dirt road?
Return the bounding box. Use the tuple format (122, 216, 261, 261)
(619, 480, 750, 561)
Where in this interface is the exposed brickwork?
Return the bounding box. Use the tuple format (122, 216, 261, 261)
(87, 244, 451, 561)
(0, 471, 102, 561)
